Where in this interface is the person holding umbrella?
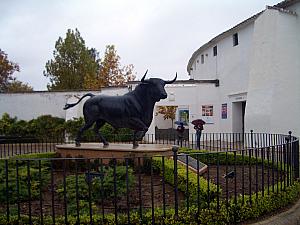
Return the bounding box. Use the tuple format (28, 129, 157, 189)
(192, 119, 206, 149)
(175, 121, 187, 146)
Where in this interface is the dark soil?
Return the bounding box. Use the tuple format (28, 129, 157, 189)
(0, 165, 285, 217)
(3, 172, 185, 216)
(203, 165, 284, 198)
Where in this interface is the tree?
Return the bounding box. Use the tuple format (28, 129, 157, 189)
(6, 78, 33, 92)
(0, 49, 33, 92)
(44, 29, 135, 90)
(100, 45, 135, 86)
(84, 45, 135, 88)
(44, 29, 100, 90)
(0, 49, 20, 92)
(156, 106, 178, 128)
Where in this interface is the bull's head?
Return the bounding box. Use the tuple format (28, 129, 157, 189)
(141, 70, 177, 101)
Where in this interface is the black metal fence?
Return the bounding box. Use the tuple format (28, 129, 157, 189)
(0, 132, 299, 224)
(1, 131, 296, 157)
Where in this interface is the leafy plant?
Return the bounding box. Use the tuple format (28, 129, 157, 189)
(156, 106, 178, 128)
(152, 156, 220, 207)
(1, 182, 299, 224)
(0, 113, 133, 142)
(0, 153, 55, 204)
(64, 117, 133, 142)
(0, 49, 32, 93)
(57, 165, 135, 215)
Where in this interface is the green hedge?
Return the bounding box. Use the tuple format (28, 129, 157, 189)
(0, 153, 56, 204)
(0, 113, 133, 142)
(0, 152, 299, 224)
(56, 166, 135, 215)
(152, 157, 220, 208)
(180, 148, 261, 165)
(0, 113, 65, 140)
(0, 182, 299, 225)
(64, 117, 133, 142)
(180, 148, 291, 172)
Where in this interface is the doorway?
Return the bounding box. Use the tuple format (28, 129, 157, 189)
(232, 101, 246, 134)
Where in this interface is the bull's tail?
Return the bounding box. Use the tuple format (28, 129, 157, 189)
(63, 93, 95, 110)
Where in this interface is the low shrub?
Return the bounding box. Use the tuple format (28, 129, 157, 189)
(64, 117, 133, 142)
(0, 152, 56, 204)
(0, 113, 133, 142)
(1, 182, 299, 224)
(180, 149, 290, 172)
(152, 157, 220, 208)
(57, 165, 135, 215)
(0, 113, 65, 140)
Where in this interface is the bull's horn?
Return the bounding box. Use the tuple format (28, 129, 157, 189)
(141, 70, 148, 83)
(164, 73, 177, 84)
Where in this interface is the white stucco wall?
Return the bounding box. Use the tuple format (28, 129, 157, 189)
(188, 21, 255, 134)
(0, 88, 128, 121)
(187, 2, 300, 137)
(246, 7, 300, 137)
(153, 83, 220, 137)
(190, 23, 254, 89)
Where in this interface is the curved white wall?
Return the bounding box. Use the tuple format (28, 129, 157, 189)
(246, 7, 300, 136)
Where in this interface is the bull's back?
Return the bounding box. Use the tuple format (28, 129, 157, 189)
(83, 95, 138, 128)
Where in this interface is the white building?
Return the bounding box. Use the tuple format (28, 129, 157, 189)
(158, 0, 300, 137)
(1, 0, 299, 138)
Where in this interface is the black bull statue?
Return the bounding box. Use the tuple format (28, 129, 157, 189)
(63, 71, 177, 148)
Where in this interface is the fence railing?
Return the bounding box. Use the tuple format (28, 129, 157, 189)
(0, 132, 299, 224)
(0, 131, 295, 158)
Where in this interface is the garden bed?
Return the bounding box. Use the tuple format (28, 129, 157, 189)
(0, 171, 185, 216)
(203, 165, 284, 198)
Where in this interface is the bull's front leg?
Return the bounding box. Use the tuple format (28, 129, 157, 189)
(130, 118, 148, 149)
(133, 130, 148, 149)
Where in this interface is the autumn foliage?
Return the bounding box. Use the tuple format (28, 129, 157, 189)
(44, 29, 136, 91)
(0, 49, 33, 92)
(156, 106, 178, 128)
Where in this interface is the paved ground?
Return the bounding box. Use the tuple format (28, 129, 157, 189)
(251, 197, 300, 225)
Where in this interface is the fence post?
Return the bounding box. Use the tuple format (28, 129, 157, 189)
(173, 145, 179, 219)
(291, 131, 299, 179)
(250, 130, 254, 149)
(249, 130, 254, 204)
(19, 142, 22, 155)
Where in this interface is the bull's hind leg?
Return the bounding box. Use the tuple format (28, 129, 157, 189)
(94, 120, 109, 147)
(75, 121, 94, 147)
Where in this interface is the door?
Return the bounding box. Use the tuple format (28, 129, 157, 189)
(232, 101, 246, 134)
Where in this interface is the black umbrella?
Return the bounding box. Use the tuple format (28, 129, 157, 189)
(191, 119, 206, 126)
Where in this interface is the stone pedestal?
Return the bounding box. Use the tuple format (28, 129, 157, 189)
(56, 143, 173, 160)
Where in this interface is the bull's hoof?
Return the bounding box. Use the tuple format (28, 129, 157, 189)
(133, 143, 139, 149)
(103, 143, 109, 148)
(75, 141, 81, 147)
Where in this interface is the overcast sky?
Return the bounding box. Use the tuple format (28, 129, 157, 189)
(1, 0, 280, 90)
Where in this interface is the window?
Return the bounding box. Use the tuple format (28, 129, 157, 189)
(202, 105, 213, 116)
(233, 33, 239, 46)
(213, 46, 217, 56)
(201, 54, 204, 64)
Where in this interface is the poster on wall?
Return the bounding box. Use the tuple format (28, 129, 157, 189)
(221, 103, 227, 119)
(202, 105, 213, 124)
(179, 109, 189, 123)
(202, 105, 213, 116)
